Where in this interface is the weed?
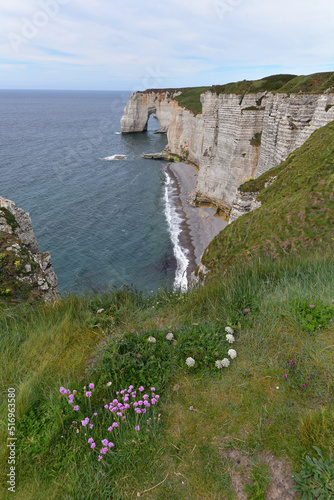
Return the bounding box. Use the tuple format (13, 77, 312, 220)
(291, 447, 334, 499)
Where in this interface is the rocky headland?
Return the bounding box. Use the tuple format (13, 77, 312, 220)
(0, 196, 58, 302)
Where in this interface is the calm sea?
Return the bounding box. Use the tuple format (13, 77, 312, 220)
(0, 90, 178, 294)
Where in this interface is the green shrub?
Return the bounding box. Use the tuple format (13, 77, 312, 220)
(291, 447, 334, 499)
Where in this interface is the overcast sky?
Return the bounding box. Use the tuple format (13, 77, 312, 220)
(1, 0, 334, 90)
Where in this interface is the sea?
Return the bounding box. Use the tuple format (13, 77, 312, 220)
(0, 90, 188, 295)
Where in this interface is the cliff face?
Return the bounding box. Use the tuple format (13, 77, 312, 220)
(0, 197, 58, 302)
(121, 90, 334, 214)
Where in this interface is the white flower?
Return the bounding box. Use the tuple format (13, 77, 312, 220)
(147, 336, 156, 343)
(97, 308, 104, 314)
(226, 334, 235, 343)
(221, 358, 230, 367)
(215, 360, 224, 369)
(228, 349, 237, 359)
(186, 357, 195, 367)
(106, 381, 112, 387)
(166, 332, 174, 340)
(225, 326, 234, 334)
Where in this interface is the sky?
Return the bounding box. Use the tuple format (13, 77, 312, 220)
(1, 0, 334, 91)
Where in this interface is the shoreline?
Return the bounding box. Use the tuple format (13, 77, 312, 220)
(166, 162, 227, 283)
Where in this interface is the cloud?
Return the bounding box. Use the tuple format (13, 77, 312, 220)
(1, 0, 334, 89)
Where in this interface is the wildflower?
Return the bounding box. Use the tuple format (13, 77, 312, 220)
(189, 406, 194, 411)
(186, 357, 195, 367)
(309, 304, 316, 309)
(166, 332, 174, 340)
(101, 439, 108, 446)
(94, 412, 97, 416)
(88, 438, 94, 444)
(139, 386, 144, 392)
(91, 443, 96, 449)
(104, 404, 109, 409)
(221, 358, 230, 367)
(173, 340, 178, 345)
(215, 360, 224, 369)
(130, 329, 136, 333)
(108, 442, 114, 448)
(228, 349, 237, 359)
(100, 447, 108, 454)
(289, 360, 295, 366)
(128, 385, 134, 391)
(151, 387, 156, 392)
(143, 394, 149, 400)
(225, 326, 234, 334)
(116, 412, 122, 417)
(81, 417, 89, 426)
(59, 387, 67, 394)
(302, 383, 306, 388)
(147, 336, 156, 343)
(85, 391, 92, 397)
(89, 383, 94, 390)
(97, 308, 104, 313)
(310, 373, 314, 377)
(135, 425, 140, 431)
(98, 456, 103, 461)
(151, 398, 157, 404)
(73, 405, 80, 411)
(226, 334, 235, 343)
(73, 390, 77, 395)
(283, 374, 288, 379)
(107, 381, 112, 387)
(136, 353, 141, 358)
(89, 424, 94, 429)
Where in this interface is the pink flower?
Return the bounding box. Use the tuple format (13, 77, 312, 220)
(89, 383, 94, 390)
(135, 425, 140, 431)
(289, 360, 295, 366)
(108, 442, 114, 448)
(138, 400, 143, 406)
(310, 373, 314, 377)
(112, 422, 118, 428)
(139, 386, 144, 392)
(143, 394, 149, 400)
(100, 447, 108, 454)
(81, 417, 89, 426)
(91, 443, 96, 449)
(73, 405, 80, 411)
(59, 387, 67, 394)
(142, 408, 147, 414)
(89, 424, 94, 429)
(116, 412, 122, 417)
(104, 404, 108, 409)
(108, 426, 113, 431)
(88, 437, 94, 444)
(151, 398, 157, 404)
(283, 374, 288, 379)
(136, 353, 141, 358)
(302, 384, 306, 388)
(98, 455, 103, 461)
(130, 329, 136, 333)
(101, 439, 108, 446)
(173, 340, 178, 345)
(85, 391, 92, 397)
(94, 412, 97, 416)
(151, 387, 156, 392)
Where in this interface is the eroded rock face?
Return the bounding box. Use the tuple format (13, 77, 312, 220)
(121, 90, 334, 214)
(0, 196, 59, 302)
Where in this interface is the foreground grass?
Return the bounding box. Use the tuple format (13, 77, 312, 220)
(1, 253, 334, 498)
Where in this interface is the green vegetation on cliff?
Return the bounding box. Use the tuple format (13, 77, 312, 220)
(174, 71, 334, 114)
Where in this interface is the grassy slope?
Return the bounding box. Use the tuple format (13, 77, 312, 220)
(174, 71, 334, 114)
(202, 121, 334, 274)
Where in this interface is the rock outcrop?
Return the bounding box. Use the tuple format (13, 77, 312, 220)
(121, 89, 334, 216)
(0, 196, 58, 302)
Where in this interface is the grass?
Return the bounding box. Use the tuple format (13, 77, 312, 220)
(174, 86, 211, 114)
(1, 251, 334, 498)
(201, 121, 334, 275)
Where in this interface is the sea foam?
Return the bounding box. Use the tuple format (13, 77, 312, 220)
(164, 171, 189, 292)
(100, 154, 127, 160)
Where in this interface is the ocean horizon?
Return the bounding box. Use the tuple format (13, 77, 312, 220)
(0, 90, 187, 294)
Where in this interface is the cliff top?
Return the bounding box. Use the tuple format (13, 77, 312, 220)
(172, 71, 334, 114)
(201, 120, 334, 274)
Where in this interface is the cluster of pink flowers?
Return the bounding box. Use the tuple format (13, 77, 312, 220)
(104, 385, 159, 419)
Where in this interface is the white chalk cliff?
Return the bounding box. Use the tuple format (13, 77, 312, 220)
(121, 89, 334, 217)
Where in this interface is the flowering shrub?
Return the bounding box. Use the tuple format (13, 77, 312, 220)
(59, 383, 161, 462)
